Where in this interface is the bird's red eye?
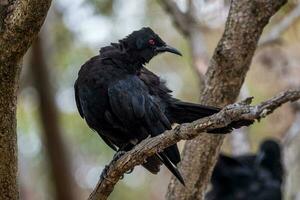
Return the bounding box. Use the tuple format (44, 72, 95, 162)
(148, 39, 155, 45)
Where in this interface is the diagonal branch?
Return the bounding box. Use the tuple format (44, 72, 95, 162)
(88, 89, 300, 200)
(259, 2, 300, 47)
(158, 0, 197, 37)
(159, 0, 208, 83)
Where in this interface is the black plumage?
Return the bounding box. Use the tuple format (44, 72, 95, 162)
(206, 139, 283, 200)
(74, 27, 253, 184)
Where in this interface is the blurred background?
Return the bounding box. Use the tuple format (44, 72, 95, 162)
(17, 0, 300, 199)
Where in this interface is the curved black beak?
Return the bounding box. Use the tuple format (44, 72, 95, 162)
(155, 45, 182, 56)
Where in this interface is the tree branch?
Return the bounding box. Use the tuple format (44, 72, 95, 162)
(158, 0, 196, 37)
(88, 89, 300, 200)
(159, 0, 208, 85)
(0, 0, 51, 65)
(259, 2, 300, 47)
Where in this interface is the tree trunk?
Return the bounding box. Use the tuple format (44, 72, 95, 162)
(166, 1, 287, 199)
(0, 58, 20, 200)
(30, 36, 78, 200)
(0, 0, 52, 199)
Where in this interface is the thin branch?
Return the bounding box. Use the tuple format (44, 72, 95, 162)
(88, 89, 300, 200)
(259, 3, 300, 47)
(159, 0, 196, 36)
(159, 0, 209, 85)
(186, 0, 197, 26)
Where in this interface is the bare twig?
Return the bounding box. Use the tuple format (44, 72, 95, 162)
(88, 89, 300, 200)
(259, 3, 300, 47)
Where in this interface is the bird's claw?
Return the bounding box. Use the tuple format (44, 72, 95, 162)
(119, 168, 134, 180)
(125, 168, 134, 174)
(113, 150, 126, 161)
(100, 165, 114, 183)
(101, 165, 109, 177)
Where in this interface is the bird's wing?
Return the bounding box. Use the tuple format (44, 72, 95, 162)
(236, 155, 256, 167)
(74, 79, 84, 118)
(107, 75, 172, 136)
(75, 79, 118, 150)
(108, 76, 183, 183)
(218, 154, 244, 167)
(212, 154, 245, 184)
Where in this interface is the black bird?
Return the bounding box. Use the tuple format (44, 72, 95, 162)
(74, 27, 253, 184)
(206, 139, 283, 200)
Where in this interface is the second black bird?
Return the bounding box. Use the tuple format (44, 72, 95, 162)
(206, 139, 283, 200)
(74, 27, 253, 184)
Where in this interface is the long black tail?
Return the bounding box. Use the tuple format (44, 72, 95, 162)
(169, 100, 254, 133)
(142, 144, 185, 185)
(158, 152, 185, 185)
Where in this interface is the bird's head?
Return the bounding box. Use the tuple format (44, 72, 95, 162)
(255, 139, 281, 168)
(120, 27, 182, 64)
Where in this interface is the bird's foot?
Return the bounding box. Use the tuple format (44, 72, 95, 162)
(119, 168, 134, 180)
(101, 164, 109, 176)
(125, 168, 134, 174)
(100, 165, 114, 183)
(113, 150, 126, 161)
(100, 163, 132, 182)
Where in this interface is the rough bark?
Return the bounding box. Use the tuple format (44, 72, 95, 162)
(30, 36, 78, 200)
(88, 89, 300, 200)
(166, 1, 287, 200)
(0, 0, 51, 199)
